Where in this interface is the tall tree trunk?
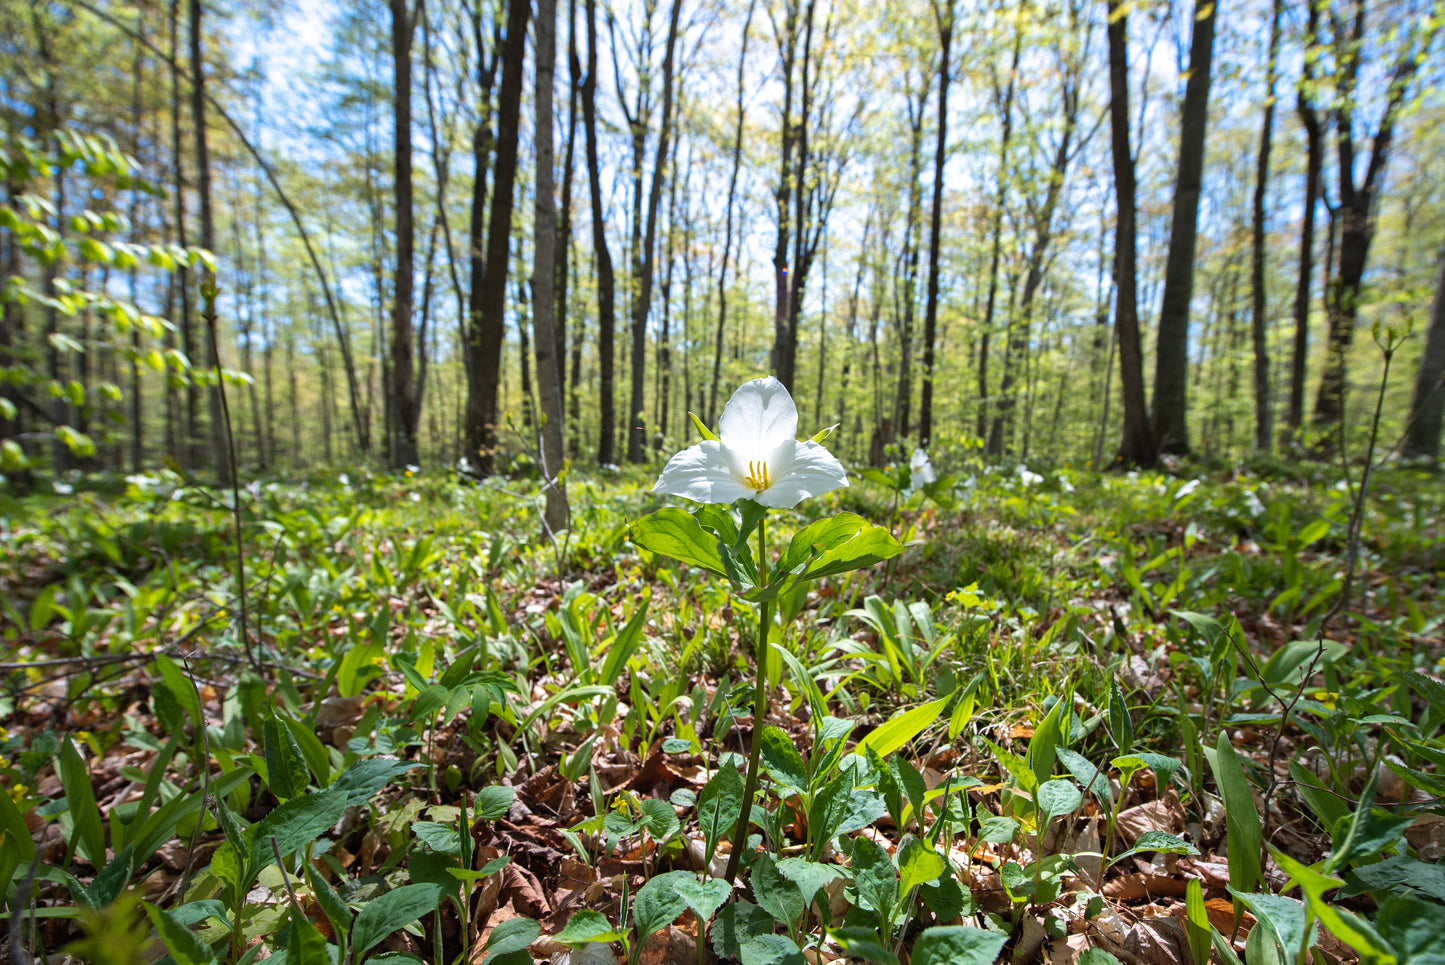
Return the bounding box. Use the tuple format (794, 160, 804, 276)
(532, 0, 570, 531)
(1287, 0, 1324, 445)
(190, 0, 227, 483)
(557, 0, 580, 405)
(390, 0, 420, 468)
(623, 0, 684, 463)
(977, 30, 1020, 443)
(709, 0, 755, 423)
(1149, 0, 1217, 454)
(170, 0, 195, 471)
(769, 0, 801, 389)
(919, 0, 952, 447)
(895, 80, 926, 439)
(1404, 241, 1445, 463)
(1106, 0, 1155, 467)
(129, 25, 145, 473)
(582, 0, 618, 464)
(466, 0, 530, 473)
(1249, 0, 1283, 453)
(1310, 0, 1424, 454)
(988, 18, 1082, 456)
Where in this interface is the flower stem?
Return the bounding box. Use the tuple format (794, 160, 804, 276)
(724, 516, 769, 885)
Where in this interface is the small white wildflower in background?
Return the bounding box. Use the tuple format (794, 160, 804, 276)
(909, 448, 936, 486)
(1017, 465, 1043, 487)
(52, 482, 73, 495)
(1174, 478, 1201, 501)
(653, 376, 847, 509)
(339, 472, 351, 487)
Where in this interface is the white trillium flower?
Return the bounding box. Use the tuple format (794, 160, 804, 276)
(909, 448, 937, 486)
(653, 376, 848, 508)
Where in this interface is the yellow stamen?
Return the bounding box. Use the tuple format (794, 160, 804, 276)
(744, 459, 771, 492)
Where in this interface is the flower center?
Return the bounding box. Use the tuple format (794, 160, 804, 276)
(743, 460, 772, 492)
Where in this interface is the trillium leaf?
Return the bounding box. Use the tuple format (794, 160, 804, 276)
(629, 508, 730, 578)
(777, 513, 901, 578)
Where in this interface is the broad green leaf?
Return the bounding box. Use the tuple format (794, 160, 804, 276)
(287, 910, 332, 963)
(751, 853, 806, 928)
(833, 926, 899, 965)
(1271, 848, 1396, 965)
(1109, 678, 1134, 754)
(1230, 890, 1309, 961)
(304, 862, 352, 944)
(674, 875, 731, 924)
(760, 726, 809, 799)
(155, 655, 203, 728)
(473, 785, 516, 822)
(0, 791, 35, 898)
(856, 692, 953, 761)
(351, 883, 446, 956)
(598, 598, 651, 685)
(1110, 830, 1199, 866)
(1209, 732, 1262, 897)
(898, 838, 946, 895)
(143, 902, 218, 965)
(697, 764, 744, 863)
(628, 508, 729, 578)
(848, 835, 898, 918)
(711, 902, 776, 962)
(481, 917, 540, 962)
(776, 858, 844, 907)
(1341, 854, 1445, 902)
(776, 513, 902, 581)
(263, 715, 310, 800)
(1185, 880, 1211, 965)
(1036, 780, 1083, 822)
(638, 797, 680, 844)
(58, 736, 105, 868)
(248, 783, 349, 883)
(633, 871, 692, 946)
(553, 909, 625, 945)
(1026, 691, 1070, 789)
(911, 925, 1009, 965)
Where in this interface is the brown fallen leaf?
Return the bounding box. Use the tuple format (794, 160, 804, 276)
(1123, 916, 1193, 965)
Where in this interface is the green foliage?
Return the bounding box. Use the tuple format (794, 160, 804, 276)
(1, 129, 206, 477)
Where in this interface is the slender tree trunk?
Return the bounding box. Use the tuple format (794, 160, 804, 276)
(895, 81, 926, 439)
(1107, 0, 1155, 466)
(709, 0, 755, 423)
(978, 31, 1020, 443)
(623, 0, 684, 462)
(170, 0, 195, 471)
(1310, 0, 1422, 455)
(1149, 0, 1217, 455)
(582, 0, 618, 464)
(1404, 241, 1445, 463)
(1249, 0, 1283, 453)
(390, 0, 420, 467)
(466, 0, 530, 472)
(557, 0, 580, 403)
(770, 0, 801, 389)
(919, 0, 952, 447)
(129, 27, 145, 472)
(532, 0, 570, 530)
(1287, 10, 1324, 443)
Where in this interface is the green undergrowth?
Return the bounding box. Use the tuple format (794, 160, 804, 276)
(1, 461, 1442, 965)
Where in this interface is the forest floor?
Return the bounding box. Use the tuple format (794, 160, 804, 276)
(1, 458, 1442, 965)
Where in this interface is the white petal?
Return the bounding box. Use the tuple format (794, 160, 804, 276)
(755, 441, 849, 508)
(717, 377, 799, 457)
(652, 441, 752, 504)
